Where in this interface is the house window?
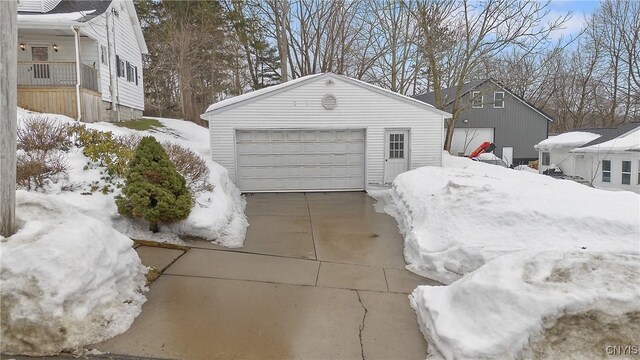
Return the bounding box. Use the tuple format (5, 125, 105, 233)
(602, 160, 611, 183)
(389, 133, 405, 159)
(472, 91, 483, 108)
(541, 152, 550, 166)
(100, 45, 107, 65)
(494, 92, 504, 108)
(126, 61, 132, 82)
(116, 55, 125, 78)
(621, 160, 631, 185)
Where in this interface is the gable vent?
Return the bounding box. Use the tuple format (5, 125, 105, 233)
(322, 94, 337, 110)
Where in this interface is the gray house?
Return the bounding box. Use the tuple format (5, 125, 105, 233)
(414, 79, 553, 165)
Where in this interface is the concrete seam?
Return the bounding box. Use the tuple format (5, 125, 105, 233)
(305, 192, 319, 261)
(316, 261, 322, 287)
(159, 249, 189, 274)
(382, 268, 390, 292)
(355, 290, 368, 360)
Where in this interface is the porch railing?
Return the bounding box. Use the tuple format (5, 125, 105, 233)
(17, 61, 99, 93)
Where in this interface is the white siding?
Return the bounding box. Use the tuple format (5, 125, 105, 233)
(584, 153, 640, 194)
(538, 148, 574, 174)
(206, 75, 445, 189)
(80, 0, 144, 110)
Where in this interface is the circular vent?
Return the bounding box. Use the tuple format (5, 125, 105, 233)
(322, 94, 337, 110)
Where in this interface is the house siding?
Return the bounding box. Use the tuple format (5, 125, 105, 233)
(585, 153, 640, 194)
(80, 0, 144, 111)
(447, 82, 548, 163)
(205, 75, 445, 188)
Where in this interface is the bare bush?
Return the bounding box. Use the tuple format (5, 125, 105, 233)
(162, 142, 212, 192)
(16, 151, 69, 190)
(17, 115, 71, 153)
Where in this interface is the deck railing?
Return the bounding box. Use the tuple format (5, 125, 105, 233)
(17, 61, 99, 93)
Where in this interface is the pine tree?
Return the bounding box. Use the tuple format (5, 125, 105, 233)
(116, 136, 193, 232)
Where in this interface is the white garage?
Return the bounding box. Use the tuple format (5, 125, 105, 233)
(201, 73, 451, 192)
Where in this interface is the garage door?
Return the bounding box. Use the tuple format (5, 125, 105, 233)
(451, 127, 494, 156)
(236, 129, 365, 192)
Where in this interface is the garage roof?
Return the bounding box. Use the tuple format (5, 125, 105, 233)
(202, 73, 452, 118)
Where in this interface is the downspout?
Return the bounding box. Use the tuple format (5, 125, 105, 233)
(106, 8, 119, 121)
(72, 26, 82, 121)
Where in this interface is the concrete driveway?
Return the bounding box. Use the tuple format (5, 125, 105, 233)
(96, 192, 440, 360)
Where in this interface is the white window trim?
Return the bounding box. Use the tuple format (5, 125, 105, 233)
(494, 91, 505, 108)
(621, 160, 631, 185)
(472, 91, 483, 108)
(602, 160, 611, 183)
(541, 152, 550, 166)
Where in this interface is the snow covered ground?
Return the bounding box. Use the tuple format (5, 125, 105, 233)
(17, 109, 248, 247)
(0, 191, 148, 356)
(373, 152, 640, 359)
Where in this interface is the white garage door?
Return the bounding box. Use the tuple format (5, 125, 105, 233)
(236, 129, 366, 192)
(451, 127, 494, 156)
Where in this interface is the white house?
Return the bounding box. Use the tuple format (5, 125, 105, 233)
(535, 131, 601, 175)
(16, 0, 147, 121)
(571, 126, 640, 193)
(201, 73, 451, 192)
(536, 123, 640, 194)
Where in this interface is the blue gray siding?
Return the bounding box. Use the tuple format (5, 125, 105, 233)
(446, 82, 548, 162)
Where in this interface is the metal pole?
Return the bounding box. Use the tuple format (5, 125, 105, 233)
(0, 0, 18, 237)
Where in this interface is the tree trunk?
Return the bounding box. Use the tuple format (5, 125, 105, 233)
(150, 221, 159, 233)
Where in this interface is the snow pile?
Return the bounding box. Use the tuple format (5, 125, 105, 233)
(535, 131, 601, 151)
(388, 153, 639, 284)
(410, 251, 640, 359)
(0, 191, 147, 356)
(573, 127, 640, 153)
(17, 110, 247, 247)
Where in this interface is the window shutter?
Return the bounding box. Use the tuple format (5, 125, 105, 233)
(116, 55, 120, 75)
(135, 66, 138, 85)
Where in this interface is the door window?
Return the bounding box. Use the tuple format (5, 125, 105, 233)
(31, 46, 50, 79)
(389, 133, 405, 159)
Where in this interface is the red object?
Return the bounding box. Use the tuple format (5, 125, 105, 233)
(468, 142, 496, 158)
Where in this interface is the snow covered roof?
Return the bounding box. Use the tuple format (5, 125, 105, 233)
(18, 0, 111, 24)
(535, 132, 602, 152)
(202, 73, 452, 118)
(571, 127, 640, 154)
(17, 0, 148, 54)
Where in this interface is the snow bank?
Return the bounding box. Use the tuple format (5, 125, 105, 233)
(0, 191, 147, 356)
(16, 110, 247, 247)
(535, 131, 601, 151)
(388, 153, 639, 284)
(410, 251, 640, 360)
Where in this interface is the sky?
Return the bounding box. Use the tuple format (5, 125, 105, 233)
(546, 0, 601, 38)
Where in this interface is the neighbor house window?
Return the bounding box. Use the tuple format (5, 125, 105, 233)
(621, 160, 631, 185)
(472, 91, 483, 108)
(116, 55, 125, 77)
(126, 61, 133, 82)
(100, 45, 107, 65)
(494, 92, 504, 108)
(602, 160, 611, 183)
(542, 152, 550, 166)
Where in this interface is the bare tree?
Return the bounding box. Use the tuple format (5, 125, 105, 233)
(414, 0, 569, 150)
